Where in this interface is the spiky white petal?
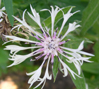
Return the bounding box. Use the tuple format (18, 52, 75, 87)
(12, 9, 30, 30)
(28, 5, 43, 31)
(7, 53, 32, 67)
(41, 6, 60, 36)
(0, 7, 6, 17)
(11, 24, 22, 31)
(0, 18, 3, 22)
(4, 45, 41, 54)
(58, 7, 80, 37)
(3, 35, 39, 45)
(12, 9, 43, 39)
(58, 57, 80, 79)
(60, 41, 94, 56)
(34, 57, 52, 89)
(86, 83, 88, 89)
(26, 59, 45, 88)
(61, 22, 80, 40)
(27, 66, 42, 88)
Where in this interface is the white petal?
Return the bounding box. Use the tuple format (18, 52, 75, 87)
(58, 7, 80, 37)
(34, 56, 52, 89)
(13, 15, 23, 24)
(40, 9, 51, 13)
(60, 46, 76, 52)
(30, 4, 37, 17)
(11, 25, 22, 31)
(7, 53, 32, 67)
(3, 35, 39, 45)
(43, 6, 60, 36)
(59, 57, 80, 78)
(28, 66, 42, 88)
(22, 9, 27, 22)
(78, 51, 94, 56)
(77, 41, 84, 51)
(29, 5, 41, 27)
(13, 15, 30, 29)
(86, 83, 88, 89)
(73, 61, 81, 75)
(1, 7, 5, 11)
(4, 45, 41, 54)
(0, 18, 3, 22)
(61, 22, 80, 40)
(26, 59, 45, 88)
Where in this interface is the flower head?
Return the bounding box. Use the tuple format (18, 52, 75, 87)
(4, 5, 94, 89)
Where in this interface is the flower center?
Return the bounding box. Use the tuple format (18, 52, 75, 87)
(48, 41, 55, 49)
(41, 37, 60, 55)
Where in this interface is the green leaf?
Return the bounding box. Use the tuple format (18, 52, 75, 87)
(3, 0, 14, 26)
(0, 48, 9, 76)
(92, 18, 99, 34)
(71, 71, 86, 89)
(81, 0, 99, 35)
(52, 56, 59, 82)
(0, 48, 9, 64)
(67, 64, 86, 89)
(89, 41, 99, 62)
(86, 76, 99, 89)
(82, 62, 99, 74)
(93, 41, 99, 62)
(43, 6, 74, 27)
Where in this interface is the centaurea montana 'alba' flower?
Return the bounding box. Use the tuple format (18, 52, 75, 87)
(4, 5, 94, 89)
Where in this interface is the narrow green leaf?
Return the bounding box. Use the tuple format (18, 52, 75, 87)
(3, 0, 14, 26)
(0, 48, 9, 76)
(81, 0, 99, 35)
(0, 48, 9, 64)
(93, 41, 99, 62)
(52, 56, 59, 82)
(82, 62, 99, 74)
(89, 41, 99, 62)
(62, 56, 86, 89)
(43, 6, 74, 27)
(71, 71, 86, 89)
(92, 18, 99, 34)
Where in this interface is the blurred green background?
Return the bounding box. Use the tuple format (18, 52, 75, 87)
(0, 0, 99, 89)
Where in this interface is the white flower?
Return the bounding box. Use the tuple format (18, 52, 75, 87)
(0, 7, 6, 18)
(4, 5, 94, 89)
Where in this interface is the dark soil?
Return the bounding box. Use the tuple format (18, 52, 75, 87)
(0, 71, 75, 89)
